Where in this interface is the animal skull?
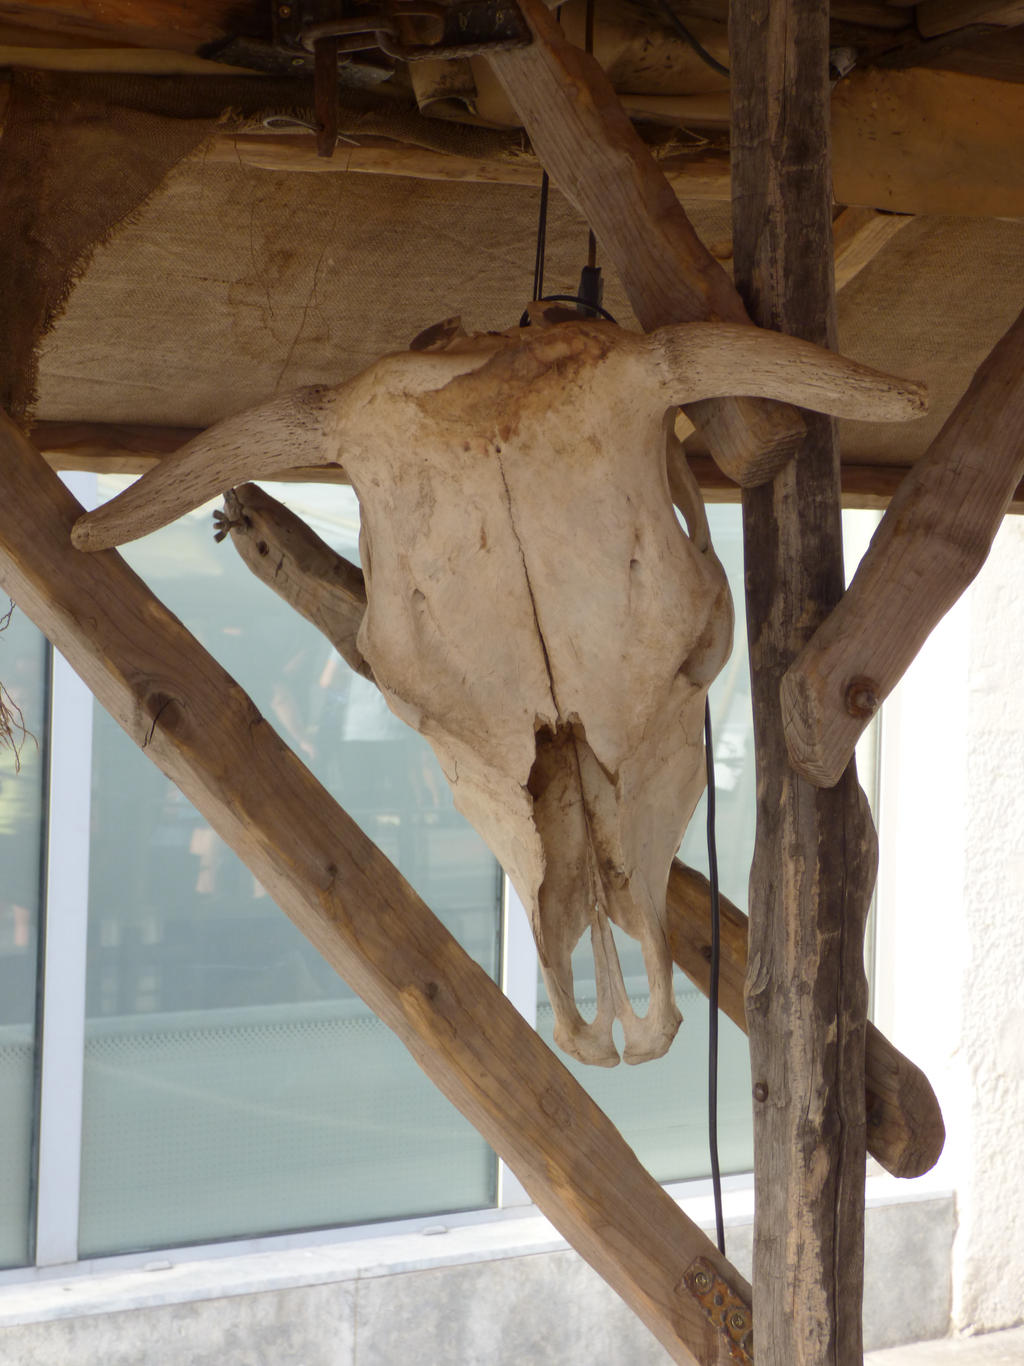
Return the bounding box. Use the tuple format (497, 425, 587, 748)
(73, 318, 925, 1064)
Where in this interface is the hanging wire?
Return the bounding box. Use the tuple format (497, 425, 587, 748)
(532, 172, 551, 303)
(704, 698, 726, 1255)
(654, 0, 730, 78)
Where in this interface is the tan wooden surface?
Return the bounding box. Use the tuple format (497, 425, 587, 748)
(915, 0, 1024, 36)
(0, 411, 747, 1366)
(730, 2, 874, 1362)
(42, 421, 1024, 511)
(832, 67, 1024, 218)
(0, 0, 236, 48)
(782, 305, 1024, 788)
(832, 207, 914, 292)
(487, 0, 808, 489)
(665, 863, 945, 1179)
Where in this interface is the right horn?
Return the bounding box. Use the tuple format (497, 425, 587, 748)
(644, 322, 927, 423)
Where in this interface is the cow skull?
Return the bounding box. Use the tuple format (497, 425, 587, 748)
(73, 318, 925, 1064)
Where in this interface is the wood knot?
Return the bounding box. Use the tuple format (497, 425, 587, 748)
(845, 676, 880, 719)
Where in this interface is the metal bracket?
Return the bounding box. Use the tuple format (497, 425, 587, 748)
(683, 1257, 754, 1365)
(267, 0, 531, 157)
(273, 0, 530, 63)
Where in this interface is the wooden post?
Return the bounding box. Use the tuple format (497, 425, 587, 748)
(0, 412, 749, 1366)
(729, 4, 874, 1364)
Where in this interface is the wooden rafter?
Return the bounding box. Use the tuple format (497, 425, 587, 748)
(38, 421, 1024, 512)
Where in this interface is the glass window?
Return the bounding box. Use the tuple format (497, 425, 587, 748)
(535, 507, 755, 1182)
(78, 483, 502, 1257)
(0, 605, 48, 1268)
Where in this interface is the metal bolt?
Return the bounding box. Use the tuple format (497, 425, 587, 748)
(730, 1312, 748, 1332)
(753, 1081, 768, 1102)
(278, 4, 292, 15)
(845, 675, 880, 719)
(693, 1269, 712, 1292)
(291, 55, 307, 65)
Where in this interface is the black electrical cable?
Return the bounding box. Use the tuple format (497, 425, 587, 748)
(704, 698, 726, 1256)
(532, 171, 551, 304)
(654, 0, 730, 79)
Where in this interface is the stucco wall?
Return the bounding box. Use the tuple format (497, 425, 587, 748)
(875, 515, 1024, 1337)
(957, 516, 1024, 1332)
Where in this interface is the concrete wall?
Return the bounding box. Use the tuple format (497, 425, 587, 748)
(957, 517, 1024, 1333)
(0, 1191, 952, 1365)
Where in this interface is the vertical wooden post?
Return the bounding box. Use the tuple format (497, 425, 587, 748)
(728, 5, 874, 1365)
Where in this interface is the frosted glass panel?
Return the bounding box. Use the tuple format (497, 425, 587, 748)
(79, 484, 501, 1256)
(0, 607, 48, 1267)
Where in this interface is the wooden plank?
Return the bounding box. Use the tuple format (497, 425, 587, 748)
(781, 305, 1024, 789)
(916, 0, 1024, 36)
(664, 863, 945, 1180)
(0, 1, 243, 50)
(486, 0, 809, 489)
(0, 411, 749, 1366)
(832, 67, 1024, 217)
(832, 207, 913, 291)
(729, 2, 874, 1363)
(33, 423, 1024, 512)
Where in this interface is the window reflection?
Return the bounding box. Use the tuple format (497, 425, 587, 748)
(0, 605, 47, 1268)
(79, 482, 501, 1255)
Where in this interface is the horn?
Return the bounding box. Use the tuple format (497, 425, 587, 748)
(645, 322, 927, 423)
(72, 385, 335, 551)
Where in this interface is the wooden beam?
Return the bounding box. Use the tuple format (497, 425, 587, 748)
(0, 410, 750, 1366)
(781, 305, 1024, 789)
(831, 206, 913, 291)
(32, 422, 1024, 512)
(665, 863, 945, 1181)
(209, 479, 945, 1182)
(0, 1, 244, 50)
(915, 0, 1024, 37)
(729, 2, 874, 1363)
(486, 0, 809, 489)
(832, 67, 1024, 217)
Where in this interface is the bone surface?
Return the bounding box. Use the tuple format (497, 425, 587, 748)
(72, 318, 926, 1064)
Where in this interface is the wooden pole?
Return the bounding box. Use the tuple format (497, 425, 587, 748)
(0, 411, 749, 1366)
(729, 3, 874, 1364)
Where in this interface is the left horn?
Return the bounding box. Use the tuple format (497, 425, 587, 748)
(643, 322, 927, 423)
(72, 385, 336, 551)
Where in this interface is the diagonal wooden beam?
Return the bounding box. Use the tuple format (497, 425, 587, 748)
(0, 411, 748, 1366)
(781, 304, 1024, 788)
(216, 480, 944, 1181)
(665, 864, 945, 1181)
(486, 0, 808, 490)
